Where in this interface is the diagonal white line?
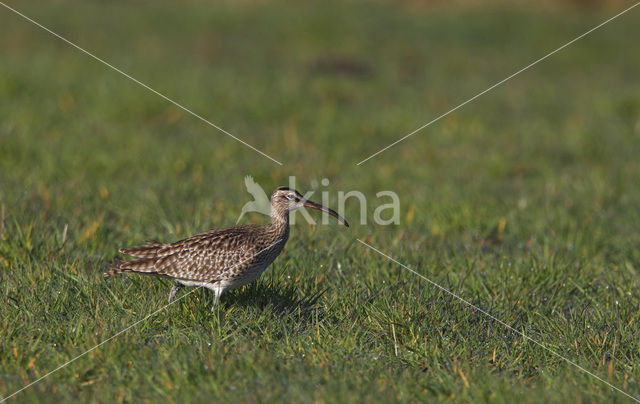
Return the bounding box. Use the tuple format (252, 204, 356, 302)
(0, 287, 200, 403)
(357, 2, 640, 165)
(0, 1, 283, 166)
(0, 238, 285, 403)
(356, 238, 640, 403)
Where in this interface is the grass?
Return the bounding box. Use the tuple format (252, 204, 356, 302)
(1, 0, 640, 401)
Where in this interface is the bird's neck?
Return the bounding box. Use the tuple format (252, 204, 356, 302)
(266, 207, 290, 245)
(269, 205, 290, 233)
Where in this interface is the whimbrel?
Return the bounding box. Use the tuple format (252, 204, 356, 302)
(105, 187, 349, 305)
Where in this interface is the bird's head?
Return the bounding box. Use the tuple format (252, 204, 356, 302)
(270, 187, 349, 226)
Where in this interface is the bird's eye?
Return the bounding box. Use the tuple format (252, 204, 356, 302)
(287, 193, 296, 200)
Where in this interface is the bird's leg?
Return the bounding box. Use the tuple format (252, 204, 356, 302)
(168, 283, 183, 303)
(211, 285, 223, 312)
(211, 293, 220, 312)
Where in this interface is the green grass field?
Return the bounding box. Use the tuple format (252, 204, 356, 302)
(1, 0, 640, 402)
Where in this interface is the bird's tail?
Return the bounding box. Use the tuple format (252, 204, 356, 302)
(104, 240, 171, 277)
(104, 257, 159, 277)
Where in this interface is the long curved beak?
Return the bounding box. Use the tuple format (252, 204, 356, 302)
(303, 200, 349, 227)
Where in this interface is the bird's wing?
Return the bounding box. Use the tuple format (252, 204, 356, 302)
(119, 240, 171, 258)
(153, 227, 264, 282)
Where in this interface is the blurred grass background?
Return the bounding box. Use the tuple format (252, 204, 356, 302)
(1, 0, 640, 402)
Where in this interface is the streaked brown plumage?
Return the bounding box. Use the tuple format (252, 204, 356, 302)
(105, 187, 349, 305)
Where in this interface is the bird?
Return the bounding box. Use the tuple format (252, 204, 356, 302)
(236, 175, 270, 224)
(105, 187, 349, 306)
